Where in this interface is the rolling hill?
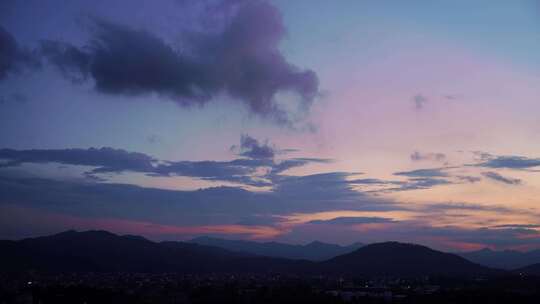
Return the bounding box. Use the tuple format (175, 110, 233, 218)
(321, 242, 497, 276)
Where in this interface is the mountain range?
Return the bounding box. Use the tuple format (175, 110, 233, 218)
(0, 230, 310, 274)
(458, 248, 540, 269)
(189, 236, 364, 260)
(0, 230, 508, 277)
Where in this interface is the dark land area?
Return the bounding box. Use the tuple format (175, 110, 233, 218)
(1, 230, 540, 303)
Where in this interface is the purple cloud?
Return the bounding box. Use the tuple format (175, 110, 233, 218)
(40, 1, 319, 124)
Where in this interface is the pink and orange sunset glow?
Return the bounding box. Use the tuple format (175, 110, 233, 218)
(1, 0, 539, 254)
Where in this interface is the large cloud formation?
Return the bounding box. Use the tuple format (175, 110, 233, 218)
(40, 0, 319, 124)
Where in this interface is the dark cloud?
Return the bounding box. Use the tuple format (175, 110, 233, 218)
(420, 202, 517, 214)
(153, 159, 260, 177)
(351, 169, 455, 193)
(269, 157, 332, 176)
(410, 151, 446, 162)
(386, 177, 451, 192)
(0, 176, 259, 226)
(40, 40, 92, 83)
(0, 147, 272, 187)
(349, 178, 402, 185)
(0, 173, 398, 229)
(481, 171, 522, 185)
(271, 172, 400, 211)
(153, 158, 274, 187)
(308, 216, 394, 225)
(0, 147, 155, 173)
(273, 172, 358, 200)
(455, 175, 481, 183)
(40, 1, 319, 124)
(394, 167, 449, 177)
(237, 134, 275, 159)
(475, 155, 540, 170)
(0, 142, 332, 188)
(0, 26, 40, 80)
(0, 146, 459, 193)
(492, 224, 540, 229)
(412, 94, 427, 109)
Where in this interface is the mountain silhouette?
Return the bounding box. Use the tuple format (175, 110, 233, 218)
(0, 231, 497, 277)
(0, 230, 251, 273)
(0, 230, 312, 274)
(458, 248, 540, 269)
(321, 241, 496, 276)
(189, 236, 364, 260)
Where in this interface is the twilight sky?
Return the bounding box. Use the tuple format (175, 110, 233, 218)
(1, 0, 539, 251)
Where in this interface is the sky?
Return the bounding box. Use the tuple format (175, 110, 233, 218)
(0, 0, 539, 252)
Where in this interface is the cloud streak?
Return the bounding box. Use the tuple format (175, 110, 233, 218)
(481, 171, 522, 185)
(394, 167, 449, 177)
(308, 216, 395, 225)
(410, 151, 446, 162)
(475, 155, 540, 170)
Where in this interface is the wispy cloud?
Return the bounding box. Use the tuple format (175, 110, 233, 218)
(476, 156, 540, 170)
(412, 94, 428, 109)
(394, 167, 449, 177)
(308, 216, 395, 225)
(481, 171, 522, 185)
(410, 151, 446, 162)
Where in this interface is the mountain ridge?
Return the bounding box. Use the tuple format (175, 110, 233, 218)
(0, 230, 504, 277)
(458, 247, 540, 269)
(189, 236, 364, 260)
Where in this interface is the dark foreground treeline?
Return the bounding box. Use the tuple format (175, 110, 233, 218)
(2, 272, 540, 304)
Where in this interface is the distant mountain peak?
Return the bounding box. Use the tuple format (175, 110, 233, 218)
(122, 234, 149, 242)
(53, 229, 79, 235)
(31, 229, 118, 241)
(360, 241, 428, 250)
(306, 240, 333, 247)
